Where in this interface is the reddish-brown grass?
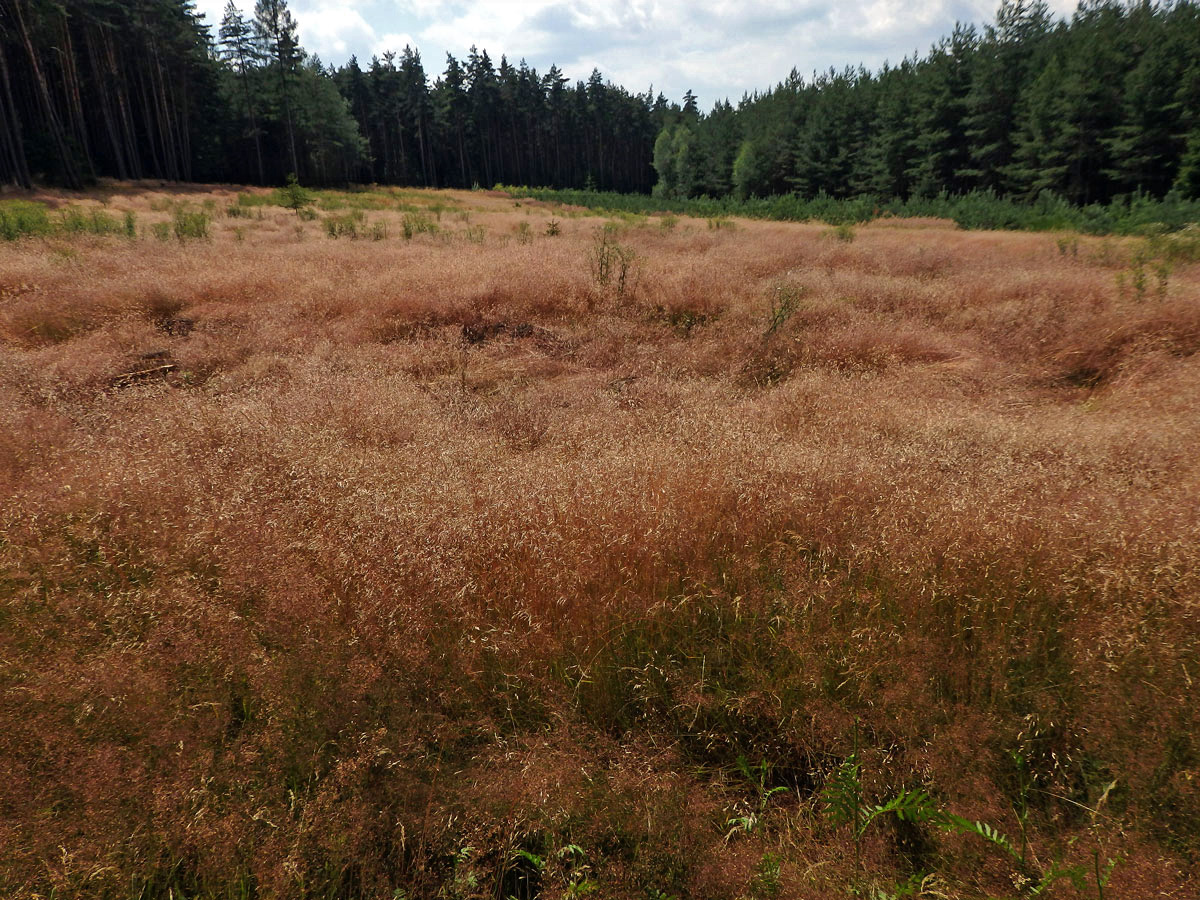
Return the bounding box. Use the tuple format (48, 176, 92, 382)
(1, 185, 1197, 899)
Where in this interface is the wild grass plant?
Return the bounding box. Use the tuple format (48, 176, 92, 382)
(0, 201, 137, 240)
(0, 200, 54, 239)
(0, 184, 1197, 900)
(402, 210, 438, 239)
(171, 205, 211, 241)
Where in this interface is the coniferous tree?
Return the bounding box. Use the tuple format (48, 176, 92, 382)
(219, 1, 265, 183)
(1, 0, 1197, 206)
(254, 0, 301, 175)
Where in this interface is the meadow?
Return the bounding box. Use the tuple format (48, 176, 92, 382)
(1, 185, 1198, 899)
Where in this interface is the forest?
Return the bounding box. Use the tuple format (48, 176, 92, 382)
(1, 1, 1199, 206)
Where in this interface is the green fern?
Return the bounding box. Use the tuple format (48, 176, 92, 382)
(935, 813, 1021, 862)
(862, 789, 939, 834)
(821, 754, 862, 829)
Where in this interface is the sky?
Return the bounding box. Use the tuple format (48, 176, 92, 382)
(195, 0, 1079, 108)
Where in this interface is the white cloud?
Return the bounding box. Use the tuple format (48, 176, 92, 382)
(195, 0, 1081, 106)
(294, 3, 380, 62)
(371, 32, 422, 60)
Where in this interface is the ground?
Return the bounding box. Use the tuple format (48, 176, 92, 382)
(1, 184, 1198, 899)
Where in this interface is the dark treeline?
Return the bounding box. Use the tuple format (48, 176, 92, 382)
(2, 0, 1199, 207)
(0, 0, 665, 191)
(663, 0, 1200, 205)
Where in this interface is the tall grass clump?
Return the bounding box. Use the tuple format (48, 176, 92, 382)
(0, 200, 53, 240)
(326, 210, 386, 240)
(59, 206, 125, 236)
(402, 211, 437, 239)
(589, 225, 637, 296)
(171, 205, 210, 240)
(324, 209, 366, 238)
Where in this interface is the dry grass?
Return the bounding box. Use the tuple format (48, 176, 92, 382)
(1, 185, 1198, 899)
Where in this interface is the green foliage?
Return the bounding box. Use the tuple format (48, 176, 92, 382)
(498, 185, 1200, 237)
(726, 757, 789, 839)
(652, 124, 699, 199)
(59, 206, 123, 236)
(544, 219, 561, 237)
(749, 852, 782, 899)
(276, 174, 315, 214)
(0, 201, 53, 240)
(821, 754, 863, 831)
(402, 211, 438, 239)
(1, 202, 139, 242)
(172, 207, 211, 241)
(324, 209, 366, 238)
(1114, 226, 1200, 301)
(935, 813, 1020, 862)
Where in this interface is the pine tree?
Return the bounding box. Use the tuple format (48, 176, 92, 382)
(254, 0, 301, 176)
(220, 1, 265, 183)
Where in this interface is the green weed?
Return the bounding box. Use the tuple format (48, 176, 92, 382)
(0, 200, 53, 240)
(402, 211, 438, 240)
(590, 226, 638, 296)
(324, 209, 366, 239)
(172, 206, 211, 241)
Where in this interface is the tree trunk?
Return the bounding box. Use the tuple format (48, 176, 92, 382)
(0, 39, 32, 187)
(84, 26, 129, 180)
(6, 0, 83, 187)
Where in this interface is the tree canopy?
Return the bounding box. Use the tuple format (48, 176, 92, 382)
(2, 0, 1197, 203)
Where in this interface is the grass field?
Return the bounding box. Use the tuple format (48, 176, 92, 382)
(1, 184, 1198, 899)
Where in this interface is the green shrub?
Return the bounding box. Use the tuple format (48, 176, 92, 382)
(324, 210, 364, 238)
(58, 206, 123, 236)
(402, 211, 438, 239)
(275, 174, 315, 214)
(171, 206, 210, 241)
(0, 201, 53, 240)
(827, 222, 856, 242)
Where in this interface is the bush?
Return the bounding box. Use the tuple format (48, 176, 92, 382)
(402, 212, 437, 239)
(323, 210, 385, 240)
(59, 206, 124, 236)
(275, 174, 315, 215)
(172, 206, 210, 241)
(0, 201, 53, 240)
